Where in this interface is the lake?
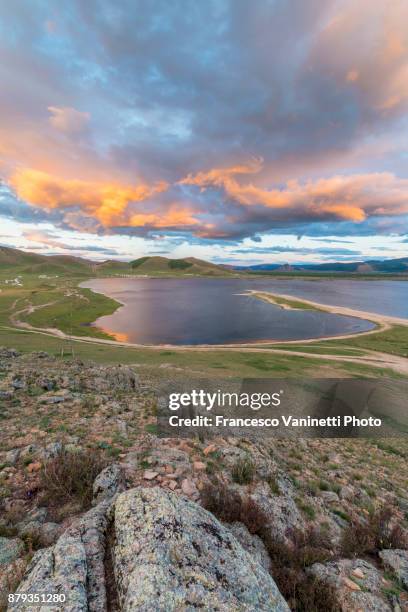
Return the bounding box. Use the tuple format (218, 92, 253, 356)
(78, 277, 408, 345)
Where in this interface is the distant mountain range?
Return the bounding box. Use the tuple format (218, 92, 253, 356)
(233, 257, 408, 274)
(0, 246, 407, 276)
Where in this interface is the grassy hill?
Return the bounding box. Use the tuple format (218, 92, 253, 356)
(0, 246, 232, 278)
(130, 255, 230, 276)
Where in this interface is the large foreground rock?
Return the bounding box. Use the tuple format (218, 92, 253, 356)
(113, 487, 289, 611)
(9, 486, 288, 611)
(8, 499, 111, 612)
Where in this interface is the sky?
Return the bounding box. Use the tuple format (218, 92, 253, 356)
(0, 0, 407, 265)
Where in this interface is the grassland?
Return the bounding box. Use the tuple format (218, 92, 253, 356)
(0, 252, 407, 379)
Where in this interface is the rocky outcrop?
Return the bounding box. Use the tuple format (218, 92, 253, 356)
(226, 521, 271, 572)
(0, 537, 23, 566)
(92, 463, 125, 505)
(308, 558, 393, 611)
(379, 548, 408, 589)
(113, 487, 288, 611)
(10, 487, 289, 611)
(8, 499, 111, 612)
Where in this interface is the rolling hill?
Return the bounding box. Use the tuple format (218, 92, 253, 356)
(130, 256, 229, 276)
(1, 246, 407, 277)
(0, 247, 232, 277)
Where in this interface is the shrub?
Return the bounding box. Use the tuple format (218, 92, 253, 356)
(131, 256, 149, 268)
(201, 478, 339, 610)
(200, 478, 266, 533)
(341, 506, 408, 556)
(231, 455, 255, 484)
(296, 499, 316, 520)
(264, 527, 338, 611)
(39, 448, 107, 510)
(168, 259, 192, 270)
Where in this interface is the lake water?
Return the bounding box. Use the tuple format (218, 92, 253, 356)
(78, 277, 408, 345)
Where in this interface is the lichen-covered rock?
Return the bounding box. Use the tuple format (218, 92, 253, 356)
(86, 365, 138, 392)
(92, 463, 124, 505)
(113, 487, 289, 611)
(379, 549, 408, 589)
(226, 521, 271, 572)
(8, 536, 88, 612)
(9, 500, 111, 611)
(308, 558, 392, 611)
(249, 481, 304, 544)
(0, 537, 23, 566)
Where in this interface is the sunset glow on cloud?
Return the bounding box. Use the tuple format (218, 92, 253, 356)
(0, 0, 407, 263)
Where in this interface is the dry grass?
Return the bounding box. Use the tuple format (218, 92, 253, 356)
(341, 506, 408, 557)
(39, 448, 107, 510)
(201, 477, 339, 611)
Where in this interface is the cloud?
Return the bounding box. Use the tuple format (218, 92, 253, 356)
(22, 229, 118, 256)
(10, 169, 168, 227)
(180, 162, 408, 236)
(0, 0, 407, 251)
(4, 161, 408, 241)
(231, 246, 361, 256)
(48, 106, 90, 134)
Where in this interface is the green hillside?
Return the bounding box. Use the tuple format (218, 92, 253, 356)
(0, 246, 232, 278)
(130, 255, 231, 276)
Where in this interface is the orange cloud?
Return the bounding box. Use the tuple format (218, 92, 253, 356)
(130, 206, 199, 229)
(10, 168, 168, 227)
(181, 161, 408, 223)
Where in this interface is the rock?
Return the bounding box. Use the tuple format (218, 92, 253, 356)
(19, 444, 38, 461)
(86, 365, 138, 393)
(148, 447, 191, 472)
(343, 577, 360, 591)
(40, 441, 62, 460)
(320, 491, 339, 503)
(143, 470, 159, 480)
(309, 558, 392, 611)
(38, 522, 63, 547)
(10, 500, 112, 611)
(92, 463, 124, 505)
(227, 521, 271, 571)
(18, 521, 62, 548)
(0, 390, 12, 400)
(40, 378, 56, 391)
(11, 378, 25, 390)
(4, 448, 20, 465)
(339, 485, 355, 500)
(379, 549, 408, 589)
(0, 537, 24, 565)
(250, 481, 303, 544)
(113, 487, 289, 611)
(352, 568, 365, 579)
(203, 443, 217, 456)
(181, 478, 198, 497)
(0, 347, 20, 359)
(26, 461, 41, 472)
(43, 395, 69, 404)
